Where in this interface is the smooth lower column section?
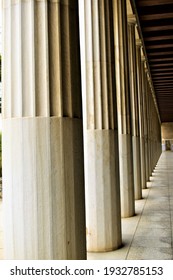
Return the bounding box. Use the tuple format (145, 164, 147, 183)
(128, 17, 142, 200)
(118, 134, 136, 214)
(49, 117, 86, 260)
(3, 0, 86, 259)
(80, 0, 122, 252)
(85, 130, 121, 252)
(132, 136, 142, 198)
(113, 0, 135, 217)
(3, 117, 85, 259)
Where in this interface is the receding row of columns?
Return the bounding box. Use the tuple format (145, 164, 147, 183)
(2, 0, 162, 259)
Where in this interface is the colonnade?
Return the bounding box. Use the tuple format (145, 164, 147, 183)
(2, 0, 161, 259)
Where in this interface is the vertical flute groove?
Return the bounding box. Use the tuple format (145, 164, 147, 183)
(21, 0, 35, 117)
(34, 1, 50, 117)
(48, 0, 82, 118)
(113, 0, 131, 134)
(85, 0, 116, 130)
(11, 2, 22, 117)
(48, 1, 62, 117)
(3, 2, 12, 118)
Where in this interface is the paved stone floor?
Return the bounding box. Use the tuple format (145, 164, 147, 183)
(0, 197, 3, 260)
(88, 151, 173, 260)
(0, 151, 173, 260)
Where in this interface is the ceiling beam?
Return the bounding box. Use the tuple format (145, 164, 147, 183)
(143, 25, 173, 32)
(140, 13, 173, 21)
(146, 44, 173, 49)
(149, 58, 173, 62)
(151, 68, 173, 72)
(138, 0, 173, 7)
(148, 51, 173, 56)
(145, 35, 173, 41)
(152, 73, 173, 76)
(153, 77, 173, 80)
(150, 63, 173, 67)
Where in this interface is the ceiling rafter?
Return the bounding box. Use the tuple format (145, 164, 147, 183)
(132, 0, 173, 122)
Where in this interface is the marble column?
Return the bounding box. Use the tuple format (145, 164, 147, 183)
(149, 87, 155, 172)
(151, 102, 155, 170)
(148, 89, 153, 176)
(136, 40, 146, 189)
(79, 0, 122, 252)
(2, 0, 86, 260)
(145, 76, 152, 179)
(113, 0, 135, 217)
(128, 16, 142, 200)
(146, 77, 161, 174)
(141, 58, 149, 182)
(150, 88, 154, 171)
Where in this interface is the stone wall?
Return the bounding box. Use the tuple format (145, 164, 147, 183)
(162, 123, 173, 140)
(161, 122, 173, 150)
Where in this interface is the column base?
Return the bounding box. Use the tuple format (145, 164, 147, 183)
(85, 129, 122, 252)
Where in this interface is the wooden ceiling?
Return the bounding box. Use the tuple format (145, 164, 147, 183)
(132, 0, 173, 122)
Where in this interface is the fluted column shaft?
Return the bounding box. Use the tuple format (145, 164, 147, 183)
(79, 0, 122, 252)
(141, 59, 149, 182)
(128, 17, 142, 200)
(147, 82, 161, 174)
(136, 41, 146, 189)
(145, 74, 161, 176)
(2, 0, 86, 260)
(150, 93, 155, 170)
(113, 0, 135, 217)
(148, 90, 153, 175)
(146, 77, 152, 177)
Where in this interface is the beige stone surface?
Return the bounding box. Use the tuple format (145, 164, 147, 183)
(119, 134, 135, 217)
(2, 0, 162, 261)
(2, 0, 86, 260)
(0, 199, 3, 260)
(85, 130, 121, 252)
(128, 20, 142, 200)
(132, 136, 142, 199)
(3, 117, 86, 260)
(80, 0, 122, 252)
(136, 43, 147, 189)
(88, 152, 173, 260)
(142, 65, 149, 181)
(113, 0, 135, 218)
(162, 122, 173, 140)
(3, 151, 173, 261)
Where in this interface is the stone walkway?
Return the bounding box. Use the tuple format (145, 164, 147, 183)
(88, 151, 173, 260)
(0, 151, 173, 260)
(0, 198, 3, 260)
